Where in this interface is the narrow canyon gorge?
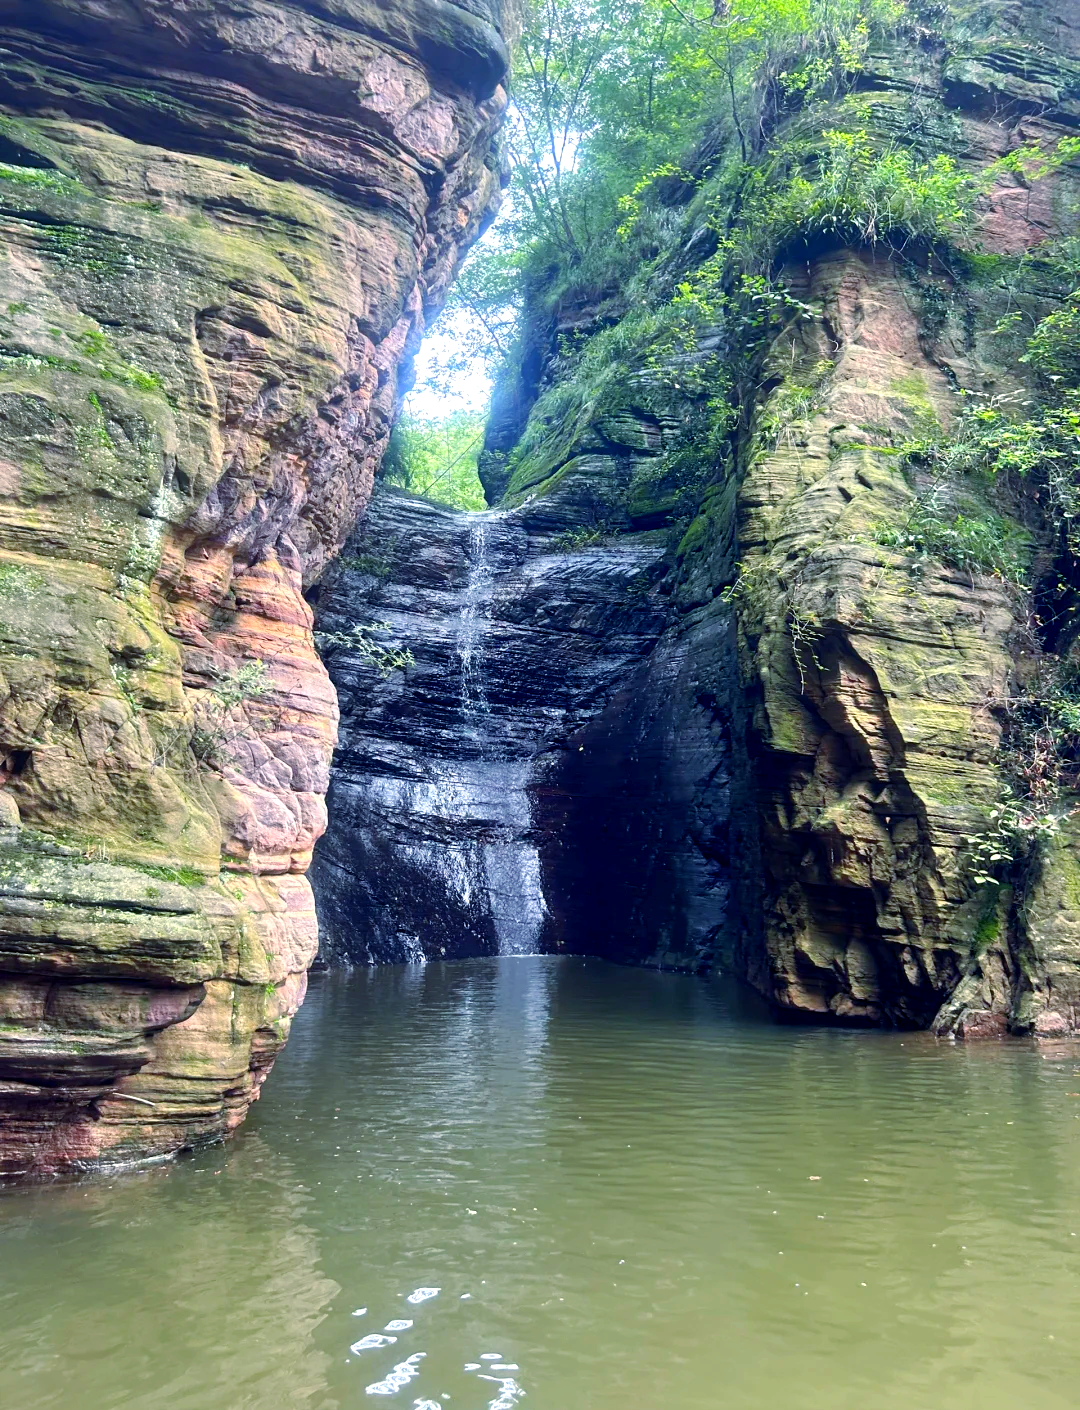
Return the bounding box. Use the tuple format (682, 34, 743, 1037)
(4, 0, 1080, 1182)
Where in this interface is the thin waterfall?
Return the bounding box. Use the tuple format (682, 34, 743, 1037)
(458, 515, 496, 747)
(454, 511, 547, 956)
(315, 486, 673, 966)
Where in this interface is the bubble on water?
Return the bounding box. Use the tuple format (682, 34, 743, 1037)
(385, 1320, 414, 1332)
(491, 1364, 519, 1372)
(366, 1352, 426, 1395)
(407, 1288, 441, 1305)
(464, 1363, 481, 1371)
(352, 1308, 368, 1317)
(414, 1401, 442, 1409)
(479, 1352, 503, 1360)
(350, 1334, 398, 1354)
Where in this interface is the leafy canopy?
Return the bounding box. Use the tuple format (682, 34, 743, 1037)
(383, 411, 487, 511)
(432, 0, 904, 394)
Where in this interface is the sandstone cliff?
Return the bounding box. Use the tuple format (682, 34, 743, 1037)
(315, 0, 1080, 1038)
(0, 0, 510, 1176)
(722, 2, 1080, 1034)
(567, 0, 1080, 1034)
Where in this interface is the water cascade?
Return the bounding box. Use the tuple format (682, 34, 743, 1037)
(309, 486, 674, 966)
(458, 514, 496, 737)
(455, 510, 548, 957)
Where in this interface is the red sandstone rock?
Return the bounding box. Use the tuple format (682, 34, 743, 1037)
(0, 0, 510, 1176)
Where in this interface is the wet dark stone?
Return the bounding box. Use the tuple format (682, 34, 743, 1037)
(533, 601, 759, 972)
(311, 483, 757, 972)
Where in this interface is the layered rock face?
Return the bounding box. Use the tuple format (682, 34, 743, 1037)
(659, 1, 1080, 1031)
(310, 485, 672, 964)
(315, 386, 762, 973)
(321, 0, 1080, 1036)
(726, 6, 1080, 1033)
(0, 0, 509, 1175)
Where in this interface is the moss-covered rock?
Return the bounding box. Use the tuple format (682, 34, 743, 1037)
(0, 0, 511, 1177)
(477, 0, 1080, 1035)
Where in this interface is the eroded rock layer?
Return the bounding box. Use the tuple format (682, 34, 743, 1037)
(387, 0, 1080, 1035)
(310, 485, 671, 964)
(726, 8, 1080, 1034)
(0, 0, 509, 1176)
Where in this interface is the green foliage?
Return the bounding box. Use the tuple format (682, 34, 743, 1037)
(0, 162, 80, 193)
(190, 661, 276, 769)
(754, 128, 979, 255)
(486, 2, 1074, 516)
(338, 552, 392, 578)
(506, 0, 903, 264)
(132, 861, 205, 888)
(906, 389, 1080, 553)
(758, 361, 834, 448)
(320, 626, 414, 676)
(548, 525, 605, 551)
(314, 622, 414, 678)
(869, 488, 1027, 583)
(992, 658, 1080, 815)
(210, 659, 273, 709)
(449, 0, 904, 390)
(1023, 292, 1080, 387)
(963, 797, 1062, 889)
(383, 412, 487, 510)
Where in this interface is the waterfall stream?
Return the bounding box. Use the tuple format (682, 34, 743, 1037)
(312, 486, 670, 967)
(454, 511, 547, 957)
(458, 514, 496, 740)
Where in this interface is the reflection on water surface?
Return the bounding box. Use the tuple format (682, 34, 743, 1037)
(3, 957, 1080, 1410)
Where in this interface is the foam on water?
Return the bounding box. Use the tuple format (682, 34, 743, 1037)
(365, 1352, 426, 1396)
(350, 1334, 397, 1353)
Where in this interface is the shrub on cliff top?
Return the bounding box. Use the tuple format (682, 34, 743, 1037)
(759, 128, 978, 254)
(444, 0, 905, 383)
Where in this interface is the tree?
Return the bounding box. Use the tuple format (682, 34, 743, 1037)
(383, 412, 488, 511)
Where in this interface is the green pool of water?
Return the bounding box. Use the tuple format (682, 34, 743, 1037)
(3, 957, 1080, 1409)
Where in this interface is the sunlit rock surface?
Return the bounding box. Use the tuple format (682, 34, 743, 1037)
(0, 0, 510, 1176)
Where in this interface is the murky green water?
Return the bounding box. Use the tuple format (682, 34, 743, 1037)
(4, 958, 1080, 1410)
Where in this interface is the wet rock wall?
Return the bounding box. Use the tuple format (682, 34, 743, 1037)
(404, 0, 1080, 1034)
(310, 485, 673, 964)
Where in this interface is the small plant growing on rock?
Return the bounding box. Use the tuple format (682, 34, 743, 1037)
(869, 491, 1026, 584)
(548, 525, 605, 552)
(963, 797, 1063, 889)
(338, 552, 392, 578)
(190, 659, 276, 767)
(758, 361, 835, 451)
(314, 622, 414, 678)
(210, 658, 272, 709)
